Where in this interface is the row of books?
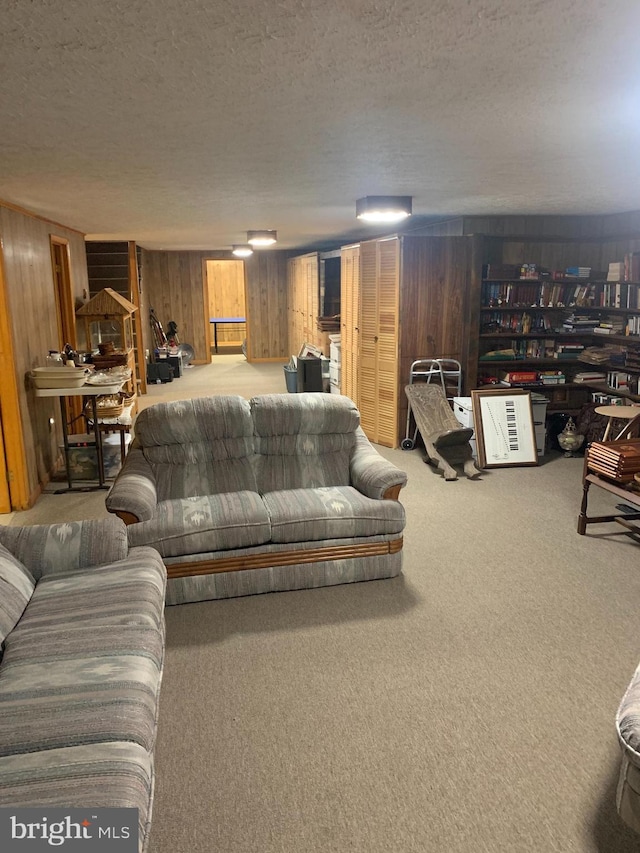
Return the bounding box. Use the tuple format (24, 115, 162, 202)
(482, 281, 640, 309)
(480, 341, 585, 360)
(482, 263, 598, 281)
(481, 312, 555, 334)
(498, 370, 566, 386)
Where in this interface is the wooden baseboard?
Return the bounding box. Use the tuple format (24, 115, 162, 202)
(166, 537, 403, 579)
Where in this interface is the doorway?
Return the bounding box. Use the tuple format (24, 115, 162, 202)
(204, 260, 247, 357)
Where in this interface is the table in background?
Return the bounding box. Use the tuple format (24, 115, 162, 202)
(594, 405, 640, 441)
(209, 317, 246, 353)
(35, 382, 124, 492)
(578, 448, 640, 537)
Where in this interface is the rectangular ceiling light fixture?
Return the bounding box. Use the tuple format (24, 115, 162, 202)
(356, 196, 412, 223)
(247, 230, 278, 246)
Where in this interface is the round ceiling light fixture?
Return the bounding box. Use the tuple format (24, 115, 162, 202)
(356, 195, 413, 224)
(247, 229, 278, 246)
(232, 244, 254, 257)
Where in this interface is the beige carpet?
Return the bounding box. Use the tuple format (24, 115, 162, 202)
(9, 356, 640, 851)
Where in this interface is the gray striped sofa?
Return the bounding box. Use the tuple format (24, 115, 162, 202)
(105, 393, 407, 605)
(0, 517, 166, 853)
(617, 663, 640, 834)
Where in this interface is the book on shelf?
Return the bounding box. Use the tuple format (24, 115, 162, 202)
(566, 266, 591, 278)
(608, 261, 625, 282)
(498, 371, 538, 385)
(593, 325, 624, 335)
(574, 371, 607, 383)
(538, 371, 566, 384)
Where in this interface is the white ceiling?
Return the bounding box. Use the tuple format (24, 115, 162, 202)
(1, 0, 640, 251)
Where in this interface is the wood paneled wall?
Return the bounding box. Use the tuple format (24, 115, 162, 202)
(0, 203, 88, 504)
(460, 212, 640, 240)
(139, 249, 289, 363)
(243, 252, 289, 360)
(397, 236, 478, 440)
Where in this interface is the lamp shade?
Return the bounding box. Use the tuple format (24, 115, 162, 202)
(356, 196, 412, 223)
(232, 244, 253, 257)
(247, 230, 277, 246)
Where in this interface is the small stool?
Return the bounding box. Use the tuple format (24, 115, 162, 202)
(594, 405, 640, 441)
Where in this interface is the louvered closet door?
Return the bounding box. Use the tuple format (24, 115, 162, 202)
(340, 244, 360, 406)
(358, 238, 400, 447)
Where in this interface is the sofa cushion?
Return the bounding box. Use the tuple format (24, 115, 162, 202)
(0, 622, 163, 757)
(263, 486, 406, 544)
(10, 547, 166, 634)
(127, 491, 271, 558)
(0, 545, 35, 650)
(0, 742, 154, 851)
(251, 394, 359, 492)
(0, 518, 128, 580)
(135, 396, 258, 500)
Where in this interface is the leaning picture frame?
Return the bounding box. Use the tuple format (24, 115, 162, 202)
(471, 388, 538, 468)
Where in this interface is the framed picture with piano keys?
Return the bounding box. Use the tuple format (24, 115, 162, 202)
(471, 388, 538, 469)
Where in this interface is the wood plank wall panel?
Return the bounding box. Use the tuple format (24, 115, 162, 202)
(461, 213, 640, 241)
(399, 236, 474, 438)
(140, 251, 211, 362)
(243, 252, 289, 360)
(410, 218, 465, 237)
(340, 244, 360, 406)
(0, 204, 88, 501)
(141, 249, 289, 363)
(498, 239, 640, 272)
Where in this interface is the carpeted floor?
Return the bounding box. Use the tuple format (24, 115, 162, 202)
(9, 356, 640, 851)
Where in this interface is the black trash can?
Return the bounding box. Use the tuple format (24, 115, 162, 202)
(297, 357, 324, 392)
(283, 365, 298, 393)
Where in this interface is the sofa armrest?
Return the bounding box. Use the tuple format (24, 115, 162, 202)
(105, 446, 158, 523)
(350, 427, 408, 500)
(0, 517, 129, 580)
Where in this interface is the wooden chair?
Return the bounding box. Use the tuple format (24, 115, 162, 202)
(405, 384, 481, 481)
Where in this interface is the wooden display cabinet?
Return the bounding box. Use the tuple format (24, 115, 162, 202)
(76, 287, 138, 395)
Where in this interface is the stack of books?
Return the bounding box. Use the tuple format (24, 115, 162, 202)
(587, 440, 640, 484)
(538, 370, 565, 384)
(593, 319, 625, 335)
(554, 343, 585, 359)
(562, 314, 601, 332)
(498, 370, 538, 386)
(565, 266, 591, 278)
(574, 371, 607, 383)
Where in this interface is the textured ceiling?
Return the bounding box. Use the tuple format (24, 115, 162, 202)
(1, 0, 640, 250)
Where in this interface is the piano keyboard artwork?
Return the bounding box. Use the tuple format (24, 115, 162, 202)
(471, 389, 538, 468)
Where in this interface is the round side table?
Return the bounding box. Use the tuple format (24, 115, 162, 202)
(594, 405, 640, 441)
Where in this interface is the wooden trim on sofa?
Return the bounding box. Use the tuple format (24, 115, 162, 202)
(383, 484, 402, 500)
(114, 510, 141, 526)
(165, 537, 403, 579)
